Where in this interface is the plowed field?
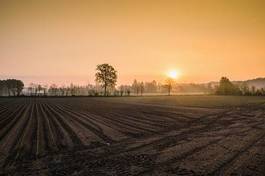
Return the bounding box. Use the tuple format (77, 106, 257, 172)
(0, 96, 265, 175)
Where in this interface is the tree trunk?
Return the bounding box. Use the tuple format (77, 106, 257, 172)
(168, 85, 171, 96)
(104, 83, 107, 96)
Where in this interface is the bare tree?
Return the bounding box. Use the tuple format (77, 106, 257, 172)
(140, 82, 144, 96)
(165, 78, 174, 96)
(37, 84, 42, 96)
(43, 84, 48, 96)
(132, 79, 139, 95)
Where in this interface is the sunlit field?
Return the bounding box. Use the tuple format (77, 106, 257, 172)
(1, 95, 265, 175)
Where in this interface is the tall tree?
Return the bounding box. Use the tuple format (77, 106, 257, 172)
(49, 84, 58, 96)
(165, 78, 174, 96)
(140, 82, 144, 96)
(132, 79, 139, 95)
(260, 88, 265, 96)
(6, 79, 14, 96)
(0, 80, 5, 96)
(216, 77, 241, 95)
(95, 64, 117, 96)
(251, 86, 256, 95)
(16, 80, 24, 96)
(43, 84, 48, 96)
(5, 79, 24, 96)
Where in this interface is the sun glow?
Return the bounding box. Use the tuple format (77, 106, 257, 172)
(167, 70, 180, 79)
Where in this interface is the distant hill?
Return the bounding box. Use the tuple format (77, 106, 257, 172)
(228, 78, 265, 89)
(206, 78, 265, 89)
(242, 78, 265, 89)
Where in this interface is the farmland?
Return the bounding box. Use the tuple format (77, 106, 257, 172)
(0, 96, 265, 175)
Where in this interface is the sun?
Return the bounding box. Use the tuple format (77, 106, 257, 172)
(167, 70, 180, 79)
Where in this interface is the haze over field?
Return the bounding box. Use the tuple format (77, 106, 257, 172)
(1, 2, 265, 175)
(0, 0, 265, 85)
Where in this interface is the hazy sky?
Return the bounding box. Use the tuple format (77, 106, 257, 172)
(0, 0, 265, 85)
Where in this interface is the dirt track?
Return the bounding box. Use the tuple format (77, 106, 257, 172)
(0, 97, 264, 175)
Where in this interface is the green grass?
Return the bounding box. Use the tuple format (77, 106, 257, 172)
(99, 95, 265, 108)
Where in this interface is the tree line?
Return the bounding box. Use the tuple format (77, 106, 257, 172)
(1, 64, 264, 97)
(215, 77, 265, 96)
(0, 79, 24, 96)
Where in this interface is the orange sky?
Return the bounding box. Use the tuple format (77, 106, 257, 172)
(0, 0, 265, 86)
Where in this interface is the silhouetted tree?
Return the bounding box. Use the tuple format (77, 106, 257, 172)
(256, 89, 262, 96)
(37, 84, 42, 96)
(4, 79, 24, 96)
(0, 80, 8, 96)
(119, 85, 125, 96)
(140, 82, 144, 96)
(43, 84, 48, 96)
(118, 85, 131, 96)
(0, 80, 23, 96)
(49, 84, 58, 96)
(95, 63, 117, 96)
(132, 79, 139, 95)
(261, 88, 265, 96)
(16, 80, 24, 96)
(127, 89, 131, 96)
(216, 77, 241, 95)
(165, 78, 174, 96)
(70, 83, 75, 96)
(251, 86, 256, 95)
(6, 79, 14, 96)
(0, 81, 2, 96)
(86, 84, 94, 96)
(27, 83, 32, 96)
